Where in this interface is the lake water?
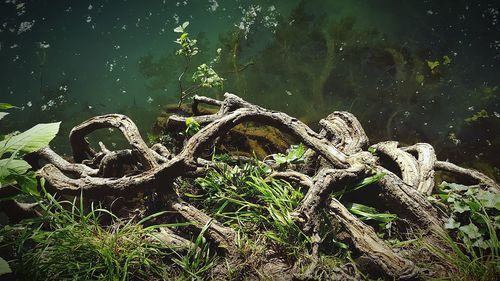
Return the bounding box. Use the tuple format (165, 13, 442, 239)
(0, 0, 498, 180)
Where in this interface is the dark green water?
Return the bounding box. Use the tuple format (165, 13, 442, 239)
(0, 0, 499, 179)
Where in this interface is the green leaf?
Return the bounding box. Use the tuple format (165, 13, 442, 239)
(442, 55, 451, 65)
(0, 158, 31, 180)
(346, 202, 397, 223)
(356, 173, 385, 189)
(272, 154, 287, 165)
(0, 103, 16, 109)
(287, 144, 305, 163)
(14, 172, 39, 197)
(0, 122, 60, 154)
(0, 112, 8, 121)
(443, 182, 470, 192)
(174, 22, 189, 33)
(476, 190, 500, 210)
(452, 201, 470, 213)
(367, 146, 377, 154)
(0, 257, 11, 276)
(444, 216, 460, 229)
(426, 60, 440, 70)
(459, 222, 481, 240)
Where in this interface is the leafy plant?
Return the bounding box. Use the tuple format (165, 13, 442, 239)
(172, 221, 216, 279)
(269, 143, 305, 167)
(193, 161, 310, 256)
(185, 117, 201, 137)
(432, 182, 499, 250)
(192, 63, 224, 89)
(0, 104, 60, 199)
(345, 202, 397, 233)
(173, 21, 224, 107)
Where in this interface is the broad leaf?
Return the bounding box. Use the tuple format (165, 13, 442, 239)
(476, 190, 500, 210)
(0, 122, 60, 154)
(444, 216, 460, 229)
(452, 201, 470, 213)
(0, 103, 15, 109)
(459, 222, 481, 240)
(0, 112, 8, 121)
(0, 158, 31, 180)
(0, 257, 11, 276)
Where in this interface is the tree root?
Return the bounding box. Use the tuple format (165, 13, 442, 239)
(26, 92, 498, 280)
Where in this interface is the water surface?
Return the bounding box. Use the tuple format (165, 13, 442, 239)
(1, 0, 498, 179)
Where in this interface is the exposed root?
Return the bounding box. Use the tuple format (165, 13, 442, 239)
(25, 92, 497, 280)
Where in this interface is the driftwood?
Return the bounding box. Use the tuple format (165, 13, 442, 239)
(25, 93, 498, 280)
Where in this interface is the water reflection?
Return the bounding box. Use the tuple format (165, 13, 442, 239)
(0, 0, 498, 179)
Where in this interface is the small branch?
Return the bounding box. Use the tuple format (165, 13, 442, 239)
(169, 198, 237, 253)
(36, 147, 98, 176)
(435, 160, 500, 193)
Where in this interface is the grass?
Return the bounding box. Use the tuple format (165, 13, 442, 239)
(422, 212, 499, 281)
(2, 192, 169, 280)
(0, 188, 215, 281)
(191, 161, 311, 257)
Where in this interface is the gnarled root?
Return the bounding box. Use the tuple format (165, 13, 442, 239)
(28, 92, 498, 280)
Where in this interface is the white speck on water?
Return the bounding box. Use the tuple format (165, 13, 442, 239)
(86, 15, 92, 23)
(88, 4, 93, 10)
(468, 106, 474, 111)
(285, 90, 292, 96)
(18, 21, 34, 34)
(114, 45, 120, 50)
(494, 112, 500, 118)
(173, 14, 179, 24)
(122, 90, 127, 94)
(10, 44, 18, 48)
(147, 96, 154, 103)
(208, 0, 219, 12)
(38, 41, 50, 49)
(88, 105, 93, 109)
(121, 25, 127, 30)
(27, 101, 32, 107)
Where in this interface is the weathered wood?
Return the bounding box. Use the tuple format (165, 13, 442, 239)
(372, 141, 420, 188)
(402, 143, 437, 195)
(169, 199, 237, 253)
(435, 160, 500, 193)
(328, 198, 417, 280)
(319, 111, 369, 155)
(70, 114, 158, 170)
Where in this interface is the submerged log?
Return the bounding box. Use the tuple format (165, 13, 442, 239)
(28, 92, 498, 280)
